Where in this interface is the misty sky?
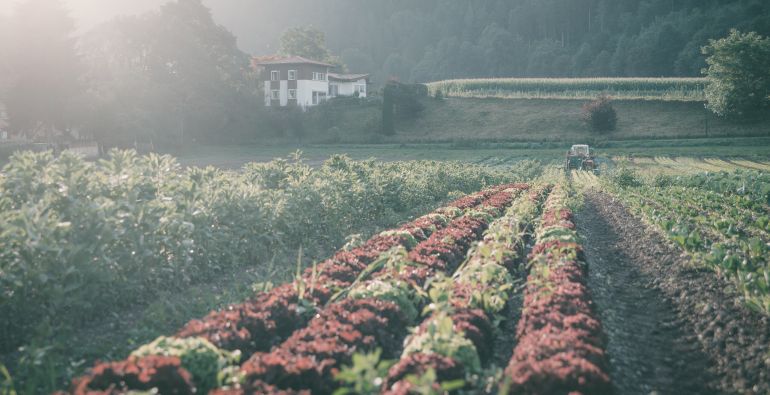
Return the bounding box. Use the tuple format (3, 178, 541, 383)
(0, 0, 280, 53)
(0, 0, 165, 26)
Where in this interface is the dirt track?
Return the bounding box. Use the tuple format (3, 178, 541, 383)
(578, 191, 770, 395)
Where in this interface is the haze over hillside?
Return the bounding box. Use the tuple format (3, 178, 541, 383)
(3, 0, 770, 83)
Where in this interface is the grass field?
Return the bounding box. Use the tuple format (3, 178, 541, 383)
(282, 97, 770, 145)
(176, 138, 770, 169)
(396, 98, 770, 142)
(427, 77, 707, 101)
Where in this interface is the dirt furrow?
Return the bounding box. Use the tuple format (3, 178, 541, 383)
(578, 192, 718, 394)
(579, 190, 770, 395)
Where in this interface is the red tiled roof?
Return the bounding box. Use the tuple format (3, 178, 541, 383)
(252, 55, 335, 67)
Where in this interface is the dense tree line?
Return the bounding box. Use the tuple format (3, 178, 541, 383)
(223, 0, 770, 82)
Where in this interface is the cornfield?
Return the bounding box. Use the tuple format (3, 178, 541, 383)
(427, 77, 708, 101)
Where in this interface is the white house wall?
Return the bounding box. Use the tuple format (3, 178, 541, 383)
(280, 80, 288, 106)
(330, 79, 367, 98)
(297, 80, 329, 108)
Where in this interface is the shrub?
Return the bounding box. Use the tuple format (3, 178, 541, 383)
(610, 166, 642, 188)
(582, 94, 617, 132)
(382, 81, 427, 135)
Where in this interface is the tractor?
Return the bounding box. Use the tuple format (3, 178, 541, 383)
(565, 144, 599, 173)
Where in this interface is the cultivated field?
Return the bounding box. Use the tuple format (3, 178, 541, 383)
(175, 140, 770, 169)
(4, 1, 770, 393)
(427, 77, 708, 101)
(2, 149, 768, 394)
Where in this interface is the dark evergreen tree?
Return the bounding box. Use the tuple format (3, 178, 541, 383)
(381, 82, 395, 136)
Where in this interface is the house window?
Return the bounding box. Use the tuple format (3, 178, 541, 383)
(270, 70, 279, 81)
(329, 84, 339, 97)
(312, 91, 327, 105)
(312, 72, 327, 81)
(355, 84, 366, 95)
(288, 89, 297, 100)
(288, 70, 297, 81)
(271, 90, 280, 100)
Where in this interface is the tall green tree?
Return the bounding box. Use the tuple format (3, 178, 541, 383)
(5, 0, 83, 140)
(279, 26, 342, 68)
(381, 81, 396, 135)
(81, 0, 259, 148)
(702, 29, 770, 119)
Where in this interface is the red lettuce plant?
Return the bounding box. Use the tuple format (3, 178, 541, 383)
(503, 186, 611, 395)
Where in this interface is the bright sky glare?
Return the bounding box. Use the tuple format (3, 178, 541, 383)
(0, 0, 195, 29)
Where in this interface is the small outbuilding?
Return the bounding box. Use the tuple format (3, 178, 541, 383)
(328, 73, 369, 99)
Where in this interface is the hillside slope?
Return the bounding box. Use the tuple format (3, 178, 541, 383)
(393, 98, 770, 142)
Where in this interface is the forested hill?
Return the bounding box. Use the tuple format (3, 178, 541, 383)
(212, 0, 770, 82)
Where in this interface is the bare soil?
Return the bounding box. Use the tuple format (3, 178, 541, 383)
(578, 191, 770, 395)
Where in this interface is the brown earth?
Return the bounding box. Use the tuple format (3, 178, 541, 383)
(578, 191, 770, 395)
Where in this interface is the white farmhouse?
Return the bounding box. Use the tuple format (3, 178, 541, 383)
(253, 56, 369, 108)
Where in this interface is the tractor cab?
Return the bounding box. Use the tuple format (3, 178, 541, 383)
(565, 144, 599, 173)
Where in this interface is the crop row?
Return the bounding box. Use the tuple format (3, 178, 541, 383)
(647, 187, 769, 238)
(229, 186, 523, 394)
(382, 185, 551, 394)
(60, 184, 523, 395)
(653, 169, 770, 208)
(502, 185, 611, 395)
(0, 150, 533, 363)
(611, 183, 770, 313)
(426, 77, 707, 101)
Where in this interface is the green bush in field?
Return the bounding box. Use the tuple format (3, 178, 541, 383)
(702, 29, 770, 119)
(610, 166, 643, 188)
(0, 149, 539, 356)
(582, 94, 618, 132)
